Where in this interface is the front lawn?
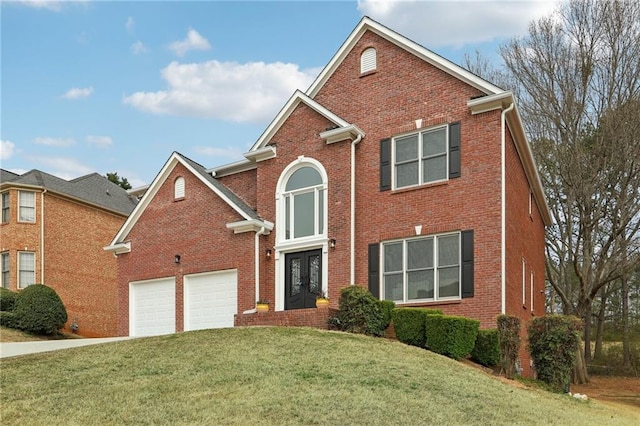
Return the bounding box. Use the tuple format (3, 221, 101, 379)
(1, 327, 638, 424)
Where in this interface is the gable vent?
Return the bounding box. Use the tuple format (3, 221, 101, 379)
(174, 177, 185, 199)
(360, 47, 377, 74)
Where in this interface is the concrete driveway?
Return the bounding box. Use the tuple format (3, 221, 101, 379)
(0, 337, 132, 359)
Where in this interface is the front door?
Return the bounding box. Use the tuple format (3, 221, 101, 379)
(285, 249, 322, 310)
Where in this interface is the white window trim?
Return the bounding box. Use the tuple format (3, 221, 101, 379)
(392, 124, 449, 190)
(1, 192, 9, 223)
(1, 252, 9, 289)
(522, 257, 526, 305)
(381, 231, 461, 303)
(18, 191, 36, 223)
(530, 270, 534, 312)
(18, 251, 35, 289)
(274, 157, 329, 312)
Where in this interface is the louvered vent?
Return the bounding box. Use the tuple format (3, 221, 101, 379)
(360, 47, 377, 74)
(174, 177, 185, 199)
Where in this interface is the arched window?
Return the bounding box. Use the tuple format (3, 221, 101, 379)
(174, 177, 185, 199)
(281, 165, 326, 240)
(360, 47, 377, 74)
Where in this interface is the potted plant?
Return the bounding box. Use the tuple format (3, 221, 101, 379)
(256, 299, 270, 313)
(316, 291, 330, 308)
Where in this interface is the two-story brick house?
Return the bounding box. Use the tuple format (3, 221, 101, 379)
(105, 17, 550, 375)
(1, 169, 137, 337)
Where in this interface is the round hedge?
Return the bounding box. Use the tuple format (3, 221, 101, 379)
(0, 287, 18, 311)
(13, 284, 68, 335)
(335, 286, 385, 336)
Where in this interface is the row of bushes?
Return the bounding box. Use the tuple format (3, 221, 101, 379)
(331, 287, 582, 393)
(0, 285, 68, 335)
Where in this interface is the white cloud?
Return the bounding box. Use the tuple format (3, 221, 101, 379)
(168, 29, 211, 57)
(16, 1, 63, 11)
(0, 140, 16, 160)
(34, 137, 76, 147)
(27, 155, 95, 180)
(86, 135, 113, 148)
(62, 86, 93, 99)
(357, 0, 557, 48)
(131, 40, 148, 55)
(126, 16, 134, 32)
(123, 60, 318, 124)
(194, 146, 245, 160)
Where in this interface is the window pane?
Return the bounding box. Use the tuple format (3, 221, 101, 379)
(423, 155, 447, 183)
(407, 238, 433, 269)
(384, 273, 403, 301)
(293, 192, 315, 238)
(422, 128, 446, 156)
(384, 242, 403, 272)
(318, 189, 324, 234)
(408, 270, 434, 300)
(285, 167, 322, 191)
(290, 258, 301, 296)
(308, 254, 320, 294)
(438, 235, 459, 266)
(395, 134, 418, 162)
(19, 192, 35, 222)
(285, 196, 291, 239)
(1, 253, 9, 288)
(438, 266, 460, 298)
(396, 161, 419, 187)
(19, 253, 35, 288)
(2, 193, 9, 223)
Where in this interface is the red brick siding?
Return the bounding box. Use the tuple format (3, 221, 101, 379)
(116, 162, 255, 336)
(218, 168, 257, 210)
(0, 188, 127, 337)
(236, 307, 336, 329)
(504, 127, 547, 376)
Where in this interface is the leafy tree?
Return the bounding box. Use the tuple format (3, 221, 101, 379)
(106, 172, 132, 190)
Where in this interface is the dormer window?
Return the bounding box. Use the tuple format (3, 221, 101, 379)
(360, 47, 377, 74)
(174, 177, 185, 199)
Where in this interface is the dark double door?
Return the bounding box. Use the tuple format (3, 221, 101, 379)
(285, 249, 322, 310)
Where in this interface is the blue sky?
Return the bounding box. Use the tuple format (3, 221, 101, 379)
(1, 0, 557, 187)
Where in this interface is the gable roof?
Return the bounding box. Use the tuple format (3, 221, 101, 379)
(105, 152, 271, 252)
(0, 168, 136, 216)
(306, 17, 504, 98)
(249, 90, 364, 152)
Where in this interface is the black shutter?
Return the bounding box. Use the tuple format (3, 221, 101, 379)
(461, 230, 474, 298)
(368, 243, 380, 299)
(449, 122, 461, 179)
(380, 138, 391, 191)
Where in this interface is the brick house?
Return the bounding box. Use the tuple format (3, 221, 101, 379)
(105, 18, 550, 375)
(1, 169, 137, 337)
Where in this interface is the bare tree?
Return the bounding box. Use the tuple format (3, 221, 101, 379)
(500, 0, 640, 383)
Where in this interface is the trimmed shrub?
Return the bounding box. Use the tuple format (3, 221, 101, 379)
(471, 329, 501, 367)
(425, 315, 480, 360)
(528, 315, 582, 392)
(0, 287, 18, 312)
(0, 311, 19, 329)
(392, 308, 443, 347)
(377, 300, 396, 330)
(335, 286, 385, 336)
(497, 315, 521, 379)
(13, 284, 68, 335)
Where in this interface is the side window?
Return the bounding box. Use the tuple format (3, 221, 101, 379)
(1, 192, 9, 223)
(18, 252, 35, 289)
(1, 252, 9, 288)
(174, 177, 185, 199)
(360, 47, 377, 74)
(18, 191, 35, 222)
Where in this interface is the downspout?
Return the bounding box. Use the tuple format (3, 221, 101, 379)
(350, 134, 363, 285)
(501, 103, 514, 314)
(40, 189, 47, 284)
(243, 226, 268, 314)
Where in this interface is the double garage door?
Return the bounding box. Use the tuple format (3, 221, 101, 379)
(129, 270, 237, 337)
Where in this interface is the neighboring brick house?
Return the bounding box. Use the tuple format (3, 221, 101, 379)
(1, 169, 137, 337)
(105, 18, 550, 375)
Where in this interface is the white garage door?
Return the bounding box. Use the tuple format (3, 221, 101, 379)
(184, 269, 237, 331)
(130, 278, 175, 337)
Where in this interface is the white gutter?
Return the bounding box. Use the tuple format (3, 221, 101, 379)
(501, 102, 515, 314)
(350, 134, 363, 284)
(40, 189, 47, 284)
(243, 226, 268, 314)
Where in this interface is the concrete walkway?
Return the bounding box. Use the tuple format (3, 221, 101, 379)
(0, 337, 132, 359)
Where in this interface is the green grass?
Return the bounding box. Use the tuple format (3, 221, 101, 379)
(1, 327, 638, 425)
